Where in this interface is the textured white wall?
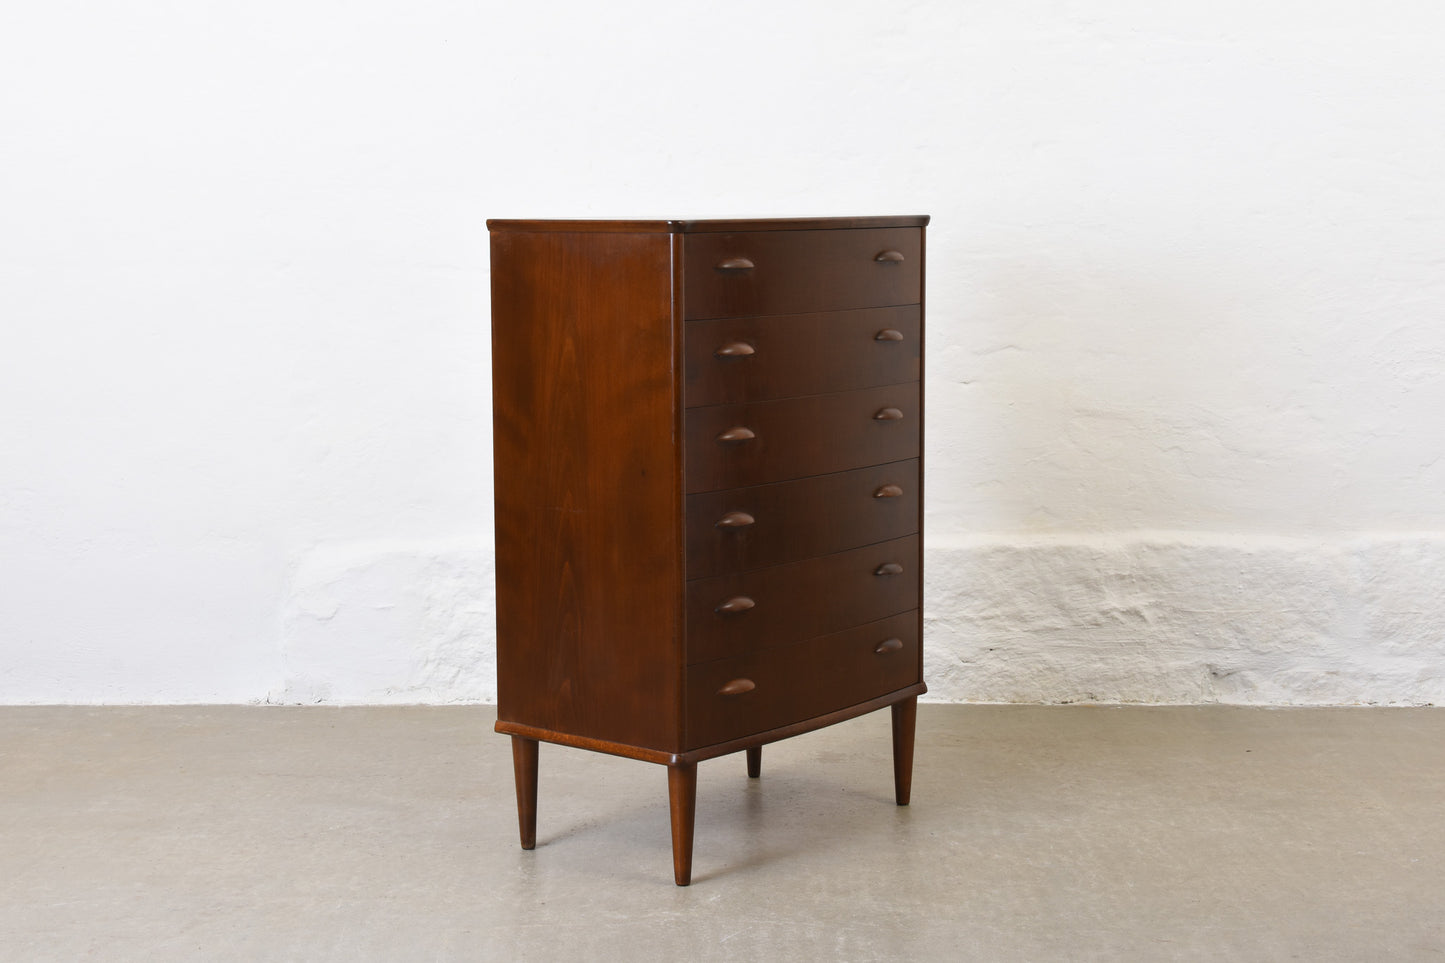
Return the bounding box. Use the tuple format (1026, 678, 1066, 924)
(2, 2, 1442, 704)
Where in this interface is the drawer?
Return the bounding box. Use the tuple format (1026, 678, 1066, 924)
(686, 611, 920, 748)
(684, 228, 921, 320)
(685, 383, 919, 493)
(687, 534, 919, 664)
(686, 460, 920, 579)
(685, 305, 920, 408)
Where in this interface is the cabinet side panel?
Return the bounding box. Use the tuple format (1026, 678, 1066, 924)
(491, 230, 681, 752)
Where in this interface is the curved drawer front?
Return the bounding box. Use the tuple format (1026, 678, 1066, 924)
(685, 305, 920, 408)
(684, 228, 921, 320)
(685, 384, 919, 493)
(686, 612, 921, 748)
(687, 534, 919, 664)
(686, 460, 920, 579)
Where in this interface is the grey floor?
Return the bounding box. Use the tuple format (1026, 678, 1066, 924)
(1, 705, 1442, 961)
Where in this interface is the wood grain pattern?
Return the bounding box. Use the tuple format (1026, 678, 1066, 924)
(686, 537, 920, 664)
(685, 459, 920, 578)
(685, 612, 921, 747)
(683, 228, 922, 319)
(491, 215, 928, 885)
(684, 305, 920, 408)
(491, 229, 682, 752)
(685, 384, 920, 493)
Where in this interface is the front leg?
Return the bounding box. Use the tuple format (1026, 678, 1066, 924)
(510, 735, 539, 849)
(890, 696, 917, 806)
(667, 761, 698, 886)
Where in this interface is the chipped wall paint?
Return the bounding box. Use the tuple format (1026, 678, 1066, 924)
(2, 2, 1443, 704)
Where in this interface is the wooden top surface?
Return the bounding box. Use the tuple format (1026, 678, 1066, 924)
(486, 215, 929, 234)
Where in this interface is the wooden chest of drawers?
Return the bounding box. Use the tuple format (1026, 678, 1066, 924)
(488, 215, 928, 885)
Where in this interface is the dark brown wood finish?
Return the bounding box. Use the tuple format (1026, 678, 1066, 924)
(746, 746, 761, 778)
(686, 613, 921, 747)
(490, 229, 682, 751)
(667, 763, 697, 886)
(685, 459, 920, 578)
(686, 538, 920, 665)
(495, 681, 926, 767)
(684, 228, 921, 320)
(679, 682, 927, 765)
(511, 736, 538, 849)
(685, 305, 920, 408)
(891, 696, 918, 806)
(490, 216, 926, 886)
(685, 383, 920, 493)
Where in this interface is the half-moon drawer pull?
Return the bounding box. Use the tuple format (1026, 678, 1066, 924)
(715, 595, 756, 614)
(717, 678, 756, 697)
(873, 484, 904, 499)
(874, 250, 906, 263)
(715, 341, 756, 358)
(717, 257, 755, 271)
(716, 426, 756, 443)
(874, 638, 904, 655)
(875, 562, 904, 577)
(716, 511, 756, 529)
(873, 407, 904, 421)
(874, 329, 905, 342)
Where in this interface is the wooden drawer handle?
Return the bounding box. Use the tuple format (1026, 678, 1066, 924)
(874, 329, 905, 342)
(874, 250, 906, 263)
(715, 341, 755, 358)
(717, 257, 755, 271)
(715, 595, 756, 614)
(716, 426, 756, 443)
(873, 484, 903, 499)
(875, 562, 904, 577)
(717, 678, 756, 697)
(715, 511, 756, 529)
(874, 638, 904, 655)
(873, 407, 904, 421)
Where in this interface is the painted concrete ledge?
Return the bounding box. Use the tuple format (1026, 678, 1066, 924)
(274, 533, 1445, 707)
(924, 532, 1445, 706)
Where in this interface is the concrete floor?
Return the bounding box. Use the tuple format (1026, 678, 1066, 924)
(0, 706, 1441, 961)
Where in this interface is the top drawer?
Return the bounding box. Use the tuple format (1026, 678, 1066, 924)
(684, 228, 922, 320)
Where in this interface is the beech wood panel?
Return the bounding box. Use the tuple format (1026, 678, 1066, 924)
(683, 228, 922, 319)
(685, 384, 920, 493)
(490, 229, 682, 752)
(685, 460, 920, 579)
(686, 535, 919, 664)
(685, 305, 920, 408)
(686, 612, 921, 748)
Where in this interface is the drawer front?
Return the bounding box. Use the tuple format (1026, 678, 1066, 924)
(686, 460, 920, 579)
(685, 305, 920, 408)
(687, 535, 919, 664)
(686, 612, 921, 748)
(684, 228, 922, 320)
(685, 383, 919, 493)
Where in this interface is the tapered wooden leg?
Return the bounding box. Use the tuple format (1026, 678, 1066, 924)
(667, 761, 698, 886)
(510, 735, 539, 850)
(745, 746, 761, 779)
(890, 696, 917, 806)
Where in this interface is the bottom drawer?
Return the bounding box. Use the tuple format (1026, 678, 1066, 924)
(685, 611, 920, 749)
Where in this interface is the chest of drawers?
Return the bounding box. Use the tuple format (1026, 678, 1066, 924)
(489, 215, 928, 885)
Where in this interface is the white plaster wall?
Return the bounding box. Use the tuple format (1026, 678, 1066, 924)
(2, 2, 1443, 704)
